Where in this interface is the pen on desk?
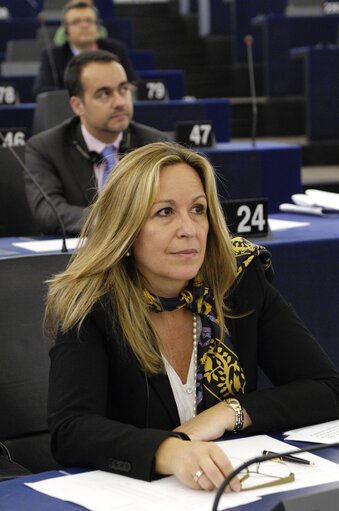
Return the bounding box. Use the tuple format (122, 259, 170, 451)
(262, 450, 315, 465)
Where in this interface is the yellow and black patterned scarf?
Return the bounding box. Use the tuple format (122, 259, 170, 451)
(143, 237, 272, 413)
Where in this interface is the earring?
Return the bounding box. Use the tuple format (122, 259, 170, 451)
(126, 250, 131, 257)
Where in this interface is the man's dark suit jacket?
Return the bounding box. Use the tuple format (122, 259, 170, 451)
(33, 39, 138, 98)
(47, 255, 339, 481)
(24, 116, 169, 235)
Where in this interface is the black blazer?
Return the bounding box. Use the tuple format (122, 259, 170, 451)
(33, 39, 138, 98)
(24, 116, 169, 234)
(48, 255, 339, 481)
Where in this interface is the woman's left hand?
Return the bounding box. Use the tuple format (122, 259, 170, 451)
(174, 401, 252, 441)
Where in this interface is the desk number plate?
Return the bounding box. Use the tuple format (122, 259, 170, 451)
(221, 198, 268, 237)
(0, 128, 26, 147)
(175, 121, 215, 148)
(137, 80, 167, 101)
(0, 84, 18, 105)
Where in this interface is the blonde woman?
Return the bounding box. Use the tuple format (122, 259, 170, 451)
(47, 142, 339, 491)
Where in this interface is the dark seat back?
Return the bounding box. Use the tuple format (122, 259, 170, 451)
(0, 146, 39, 237)
(5, 39, 45, 61)
(0, 252, 71, 472)
(32, 90, 73, 134)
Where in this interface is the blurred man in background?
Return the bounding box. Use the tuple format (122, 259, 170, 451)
(33, 0, 137, 97)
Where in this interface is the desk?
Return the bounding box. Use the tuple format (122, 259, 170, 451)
(290, 46, 339, 140)
(257, 213, 339, 370)
(128, 49, 154, 69)
(230, 0, 287, 62)
(0, 99, 231, 140)
(1, 212, 338, 369)
(0, 19, 39, 53)
(1, 442, 339, 511)
(0, 1, 43, 17)
(204, 141, 302, 214)
(0, 69, 185, 103)
(252, 14, 339, 96)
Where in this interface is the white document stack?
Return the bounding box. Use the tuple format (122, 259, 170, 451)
(279, 189, 339, 217)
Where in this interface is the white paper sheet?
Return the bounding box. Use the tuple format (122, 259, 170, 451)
(268, 218, 309, 230)
(279, 203, 339, 217)
(26, 470, 259, 511)
(284, 419, 339, 444)
(217, 434, 339, 498)
(305, 189, 339, 210)
(279, 189, 339, 217)
(25, 434, 339, 511)
(12, 238, 80, 252)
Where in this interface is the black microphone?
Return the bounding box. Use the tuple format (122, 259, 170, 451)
(212, 439, 339, 511)
(38, 14, 59, 89)
(0, 132, 68, 253)
(89, 150, 102, 165)
(244, 35, 258, 148)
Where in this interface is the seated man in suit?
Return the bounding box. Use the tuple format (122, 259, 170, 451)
(53, 0, 108, 45)
(33, 0, 137, 98)
(25, 50, 169, 235)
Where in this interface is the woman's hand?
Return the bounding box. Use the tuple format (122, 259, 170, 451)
(155, 436, 241, 492)
(174, 401, 252, 442)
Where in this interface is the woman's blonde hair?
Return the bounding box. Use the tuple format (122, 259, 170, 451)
(45, 142, 237, 373)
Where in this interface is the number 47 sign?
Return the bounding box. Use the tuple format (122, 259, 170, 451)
(175, 121, 215, 148)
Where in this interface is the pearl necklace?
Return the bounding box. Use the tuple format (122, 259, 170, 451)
(192, 313, 198, 417)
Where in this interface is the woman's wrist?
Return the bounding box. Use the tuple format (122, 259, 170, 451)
(155, 436, 183, 475)
(222, 399, 252, 432)
(224, 398, 244, 433)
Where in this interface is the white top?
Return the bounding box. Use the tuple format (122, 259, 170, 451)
(162, 316, 202, 424)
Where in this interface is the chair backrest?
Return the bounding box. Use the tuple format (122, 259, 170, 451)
(33, 90, 73, 134)
(35, 25, 58, 44)
(38, 8, 63, 23)
(5, 39, 45, 62)
(0, 252, 71, 472)
(44, 0, 67, 9)
(0, 146, 39, 237)
(0, 61, 40, 76)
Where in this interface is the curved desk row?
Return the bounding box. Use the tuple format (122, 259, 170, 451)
(252, 14, 339, 96)
(0, 69, 186, 103)
(0, 98, 231, 141)
(1, 213, 338, 368)
(1, 435, 339, 511)
(0, 214, 338, 511)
